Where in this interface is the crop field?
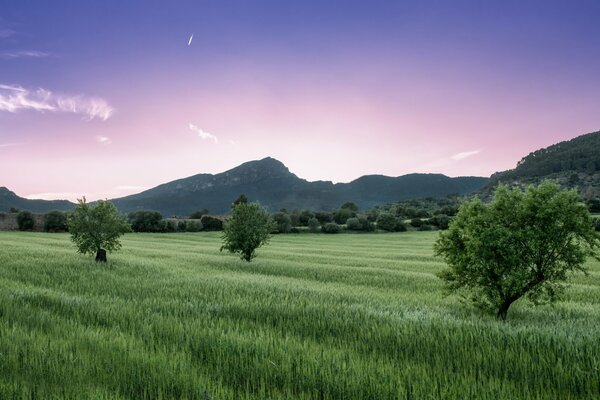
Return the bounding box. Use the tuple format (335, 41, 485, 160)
(0, 231, 599, 399)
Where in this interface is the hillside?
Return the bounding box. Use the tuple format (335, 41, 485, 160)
(0, 187, 75, 213)
(111, 157, 488, 215)
(489, 130, 600, 199)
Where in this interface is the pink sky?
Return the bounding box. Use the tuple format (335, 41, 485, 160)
(1, 1, 599, 201)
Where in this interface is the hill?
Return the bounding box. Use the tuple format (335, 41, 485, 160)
(111, 157, 488, 215)
(0, 187, 75, 213)
(489, 130, 600, 199)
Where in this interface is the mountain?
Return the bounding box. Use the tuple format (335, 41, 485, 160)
(489, 130, 600, 198)
(0, 187, 75, 213)
(111, 157, 489, 215)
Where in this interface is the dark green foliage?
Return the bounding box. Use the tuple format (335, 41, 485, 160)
(410, 218, 423, 228)
(321, 223, 341, 234)
(429, 214, 451, 230)
(376, 212, 400, 232)
(341, 202, 359, 212)
(201, 216, 223, 231)
(289, 210, 301, 227)
(435, 182, 600, 320)
(128, 211, 164, 232)
(594, 218, 600, 232)
(44, 211, 68, 232)
(189, 208, 209, 219)
(299, 210, 314, 226)
(163, 220, 177, 233)
(492, 130, 600, 181)
(273, 211, 292, 233)
(68, 199, 131, 262)
(290, 227, 301, 234)
(346, 217, 374, 232)
(588, 198, 600, 213)
(17, 211, 35, 231)
(186, 220, 203, 232)
(221, 202, 276, 261)
(307, 217, 320, 233)
(233, 194, 248, 207)
(419, 224, 433, 231)
(314, 212, 332, 224)
(333, 208, 355, 224)
(9, 207, 19, 213)
(177, 221, 188, 232)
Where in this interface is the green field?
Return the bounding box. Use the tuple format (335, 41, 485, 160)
(0, 232, 598, 399)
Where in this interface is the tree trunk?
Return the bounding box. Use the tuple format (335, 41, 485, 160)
(95, 249, 107, 262)
(243, 251, 252, 262)
(496, 298, 516, 320)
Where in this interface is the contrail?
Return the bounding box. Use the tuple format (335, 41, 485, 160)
(188, 34, 193, 46)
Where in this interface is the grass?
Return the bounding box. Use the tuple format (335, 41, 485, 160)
(0, 231, 599, 399)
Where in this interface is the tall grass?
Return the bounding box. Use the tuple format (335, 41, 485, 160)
(0, 232, 598, 399)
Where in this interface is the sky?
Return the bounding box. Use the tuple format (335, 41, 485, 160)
(1, 0, 599, 201)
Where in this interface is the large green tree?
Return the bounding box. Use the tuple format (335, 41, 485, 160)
(221, 202, 275, 261)
(435, 181, 600, 320)
(68, 198, 131, 262)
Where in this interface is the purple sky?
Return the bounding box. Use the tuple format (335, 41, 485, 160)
(1, 1, 599, 201)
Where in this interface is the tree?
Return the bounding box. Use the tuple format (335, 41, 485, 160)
(221, 202, 275, 261)
(189, 208, 209, 219)
(435, 182, 600, 320)
(321, 222, 341, 233)
(201, 215, 223, 231)
(341, 202, 359, 212)
(273, 211, 292, 233)
(376, 212, 399, 232)
(128, 211, 164, 232)
(17, 211, 35, 231)
(68, 198, 131, 262)
(233, 194, 248, 206)
(44, 211, 68, 232)
(308, 217, 320, 233)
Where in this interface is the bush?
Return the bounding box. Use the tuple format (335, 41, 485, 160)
(9, 207, 19, 213)
(186, 220, 203, 232)
(163, 220, 177, 233)
(345, 217, 361, 231)
(341, 202, 359, 212)
(17, 211, 35, 231)
(333, 208, 355, 224)
(189, 208, 209, 219)
(128, 211, 164, 232)
(410, 218, 423, 228)
(429, 214, 451, 230)
(273, 211, 292, 233)
(376, 212, 399, 232)
(308, 217, 320, 233)
(299, 210, 314, 226)
(594, 218, 600, 232)
(419, 224, 433, 231)
(44, 211, 68, 232)
(314, 212, 332, 224)
(177, 221, 188, 232)
(290, 227, 301, 234)
(321, 222, 341, 234)
(201, 215, 223, 231)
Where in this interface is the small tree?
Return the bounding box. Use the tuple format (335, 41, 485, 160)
(17, 211, 35, 231)
(376, 212, 399, 232)
(128, 211, 164, 232)
(308, 217, 320, 233)
(273, 211, 292, 233)
(68, 198, 131, 262)
(189, 208, 209, 219)
(435, 182, 600, 320)
(44, 211, 68, 232)
(221, 202, 275, 261)
(321, 222, 341, 234)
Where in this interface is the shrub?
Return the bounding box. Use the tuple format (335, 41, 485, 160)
(595, 218, 600, 232)
(345, 217, 362, 231)
(321, 222, 341, 234)
(9, 207, 19, 213)
(177, 221, 188, 232)
(273, 211, 292, 233)
(410, 218, 423, 228)
(290, 227, 301, 234)
(189, 208, 209, 219)
(308, 217, 320, 233)
(186, 220, 203, 232)
(314, 212, 332, 224)
(419, 224, 433, 231)
(163, 220, 177, 233)
(68, 198, 131, 262)
(128, 211, 164, 232)
(341, 202, 359, 212)
(44, 211, 68, 232)
(429, 214, 451, 230)
(376, 212, 399, 232)
(299, 210, 314, 226)
(17, 211, 35, 231)
(201, 215, 223, 231)
(333, 208, 355, 224)
(221, 202, 276, 262)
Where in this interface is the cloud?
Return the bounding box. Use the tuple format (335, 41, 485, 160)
(0, 27, 15, 39)
(0, 84, 113, 120)
(0, 50, 50, 59)
(25, 192, 81, 201)
(451, 149, 481, 160)
(0, 142, 25, 148)
(96, 136, 112, 144)
(189, 123, 218, 143)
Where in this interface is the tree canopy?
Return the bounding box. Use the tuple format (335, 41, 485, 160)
(68, 198, 131, 262)
(435, 181, 600, 319)
(221, 202, 275, 261)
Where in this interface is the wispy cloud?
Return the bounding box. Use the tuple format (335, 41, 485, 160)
(0, 84, 113, 120)
(189, 123, 218, 143)
(451, 149, 481, 160)
(0, 50, 50, 59)
(0, 27, 15, 39)
(25, 192, 81, 201)
(96, 136, 112, 144)
(0, 142, 25, 148)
